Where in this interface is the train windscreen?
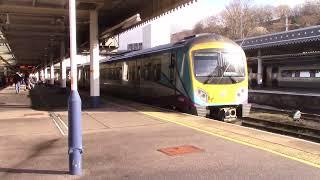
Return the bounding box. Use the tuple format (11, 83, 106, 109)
(193, 52, 219, 77)
(192, 50, 245, 84)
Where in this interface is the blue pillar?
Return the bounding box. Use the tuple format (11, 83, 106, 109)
(68, 0, 82, 175)
(68, 90, 82, 175)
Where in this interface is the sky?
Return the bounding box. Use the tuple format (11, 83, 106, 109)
(118, 0, 307, 50)
(168, 0, 307, 33)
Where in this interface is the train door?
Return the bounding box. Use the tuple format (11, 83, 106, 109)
(170, 52, 176, 94)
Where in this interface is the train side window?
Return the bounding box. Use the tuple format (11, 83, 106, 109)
(294, 71, 300, 77)
(111, 69, 114, 80)
(169, 53, 176, 82)
(126, 65, 129, 80)
(143, 65, 148, 80)
(281, 70, 292, 77)
(137, 66, 141, 81)
(118, 68, 122, 80)
(147, 63, 152, 81)
(315, 70, 320, 78)
(141, 65, 145, 80)
(310, 70, 316, 78)
(155, 64, 161, 81)
(300, 71, 310, 78)
(131, 66, 136, 80)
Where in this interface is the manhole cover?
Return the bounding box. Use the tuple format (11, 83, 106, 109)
(158, 145, 204, 156)
(24, 113, 45, 116)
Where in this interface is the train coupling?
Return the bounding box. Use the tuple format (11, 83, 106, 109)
(218, 107, 237, 122)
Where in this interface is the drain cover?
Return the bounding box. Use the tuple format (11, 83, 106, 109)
(158, 145, 203, 156)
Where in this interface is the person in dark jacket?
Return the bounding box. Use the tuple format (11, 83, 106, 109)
(13, 72, 22, 94)
(24, 72, 30, 90)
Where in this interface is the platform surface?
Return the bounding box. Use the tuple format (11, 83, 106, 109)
(0, 85, 319, 180)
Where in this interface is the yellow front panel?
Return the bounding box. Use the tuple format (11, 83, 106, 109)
(189, 42, 248, 106)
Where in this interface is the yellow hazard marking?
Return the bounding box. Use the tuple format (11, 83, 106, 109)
(108, 100, 320, 169)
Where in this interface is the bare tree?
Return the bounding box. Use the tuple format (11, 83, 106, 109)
(190, 0, 320, 40)
(220, 0, 256, 39)
(295, 0, 320, 26)
(193, 16, 225, 35)
(275, 5, 291, 18)
(253, 5, 274, 26)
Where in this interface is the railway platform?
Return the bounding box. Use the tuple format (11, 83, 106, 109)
(0, 85, 320, 179)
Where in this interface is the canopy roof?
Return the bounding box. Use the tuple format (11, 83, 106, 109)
(0, 0, 194, 68)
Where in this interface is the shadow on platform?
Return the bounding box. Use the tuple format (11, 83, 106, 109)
(28, 85, 174, 114)
(0, 168, 68, 175)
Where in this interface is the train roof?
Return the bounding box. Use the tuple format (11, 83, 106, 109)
(104, 33, 236, 63)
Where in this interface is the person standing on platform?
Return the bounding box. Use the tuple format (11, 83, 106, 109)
(13, 72, 22, 94)
(24, 72, 30, 90)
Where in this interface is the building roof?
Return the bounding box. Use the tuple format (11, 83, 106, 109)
(236, 25, 320, 50)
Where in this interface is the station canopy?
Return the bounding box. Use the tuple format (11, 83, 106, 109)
(0, 0, 195, 69)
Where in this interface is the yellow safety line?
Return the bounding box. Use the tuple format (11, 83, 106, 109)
(108, 101, 320, 169)
(145, 112, 320, 168)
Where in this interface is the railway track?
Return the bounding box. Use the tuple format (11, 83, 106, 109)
(251, 105, 320, 122)
(239, 107, 320, 143)
(301, 112, 320, 123)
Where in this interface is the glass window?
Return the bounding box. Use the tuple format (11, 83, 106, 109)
(300, 71, 310, 78)
(155, 64, 161, 81)
(221, 53, 245, 77)
(315, 70, 320, 78)
(193, 52, 219, 77)
(310, 70, 316, 77)
(281, 70, 292, 77)
(193, 51, 245, 78)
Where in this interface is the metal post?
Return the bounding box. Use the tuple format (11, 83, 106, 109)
(285, 14, 289, 31)
(257, 50, 263, 87)
(44, 62, 48, 83)
(60, 41, 67, 89)
(68, 0, 82, 175)
(90, 10, 100, 107)
(122, 62, 128, 81)
(50, 57, 54, 86)
(3, 67, 7, 76)
(40, 68, 44, 83)
(36, 71, 39, 82)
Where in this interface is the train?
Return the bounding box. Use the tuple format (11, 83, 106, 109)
(68, 34, 249, 121)
(249, 64, 320, 89)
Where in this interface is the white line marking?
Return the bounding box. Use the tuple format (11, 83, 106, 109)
(51, 117, 66, 136)
(56, 114, 68, 130)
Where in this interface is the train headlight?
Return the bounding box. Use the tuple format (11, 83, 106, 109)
(197, 88, 208, 103)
